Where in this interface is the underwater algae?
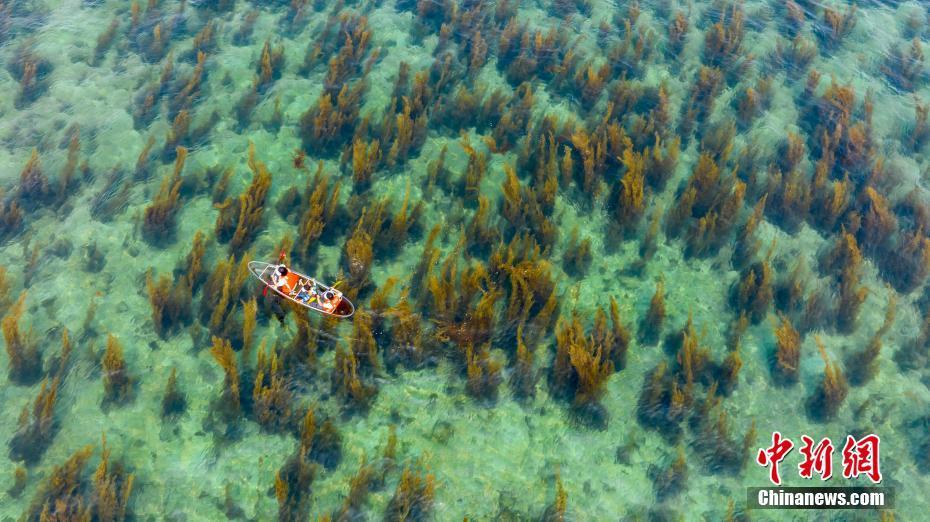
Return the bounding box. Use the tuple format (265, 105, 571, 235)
(0, 0, 930, 520)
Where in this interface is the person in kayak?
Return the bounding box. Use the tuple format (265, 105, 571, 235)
(295, 280, 318, 303)
(318, 288, 340, 312)
(271, 264, 294, 294)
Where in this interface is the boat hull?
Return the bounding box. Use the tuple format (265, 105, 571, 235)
(248, 261, 355, 318)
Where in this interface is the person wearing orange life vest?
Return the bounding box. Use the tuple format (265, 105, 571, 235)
(270, 264, 293, 294)
(267, 250, 300, 296)
(318, 288, 339, 312)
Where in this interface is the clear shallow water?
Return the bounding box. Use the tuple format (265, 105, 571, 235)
(0, 0, 929, 520)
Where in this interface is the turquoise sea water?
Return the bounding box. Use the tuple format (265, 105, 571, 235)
(1, 0, 929, 520)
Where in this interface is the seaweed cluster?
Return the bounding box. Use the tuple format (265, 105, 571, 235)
(550, 302, 628, 428)
(8, 44, 53, 109)
(2, 293, 42, 385)
(102, 334, 133, 407)
(7, 329, 72, 466)
(22, 438, 134, 521)
(635, 311, 756, 476)
(215, 143, 273, 256)
(142, 147, 187, 245)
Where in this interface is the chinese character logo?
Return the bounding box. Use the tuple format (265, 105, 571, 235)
(798, 435, 834, 480)
(756, 432, 882, 484)
(756, 431, 794, 485)
(841, 434, 882, 483)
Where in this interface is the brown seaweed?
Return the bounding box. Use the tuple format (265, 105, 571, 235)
(17, 149, 52, 209)
(732, 260, 774, 324)
(296, 163, 343, 260)
(257, 39, 286, 92)
(142, 147, 187, 245)
(252, 343, 293, 431)
(12, 46, 52, 108)
(8, 376, 60, 465)
(562, 227, 592, 277)
(215, 143, 272, 256)
(102, 334, 133, 406)
(146, 269, 193, 339)
(692, 406, 755, 474)
(161, 367, 187, 419)
(772, 35, 817, 78)
(652, 447, 688, 500)
(703, 3, 747, 76)
(299, 82, 366, 156)
(772, 315, 801, 385)
(667, 11, 689, 57)
(550, 312, 619, 428)
(2, 292, 41, 385)
(386, 465, 435, 522)
(24, 438, 134, 521)
(0, 190, 24, 242)
(332, 345, 377, 411)
(847, 294, 895, 386)
(640, 279, 665, 346)
(818, 6, 857, 50)
(806, 337, 848, 421)
(210, 336, 241, 422)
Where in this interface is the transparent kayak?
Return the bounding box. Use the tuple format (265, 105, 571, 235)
(248, 261, 355, 318)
